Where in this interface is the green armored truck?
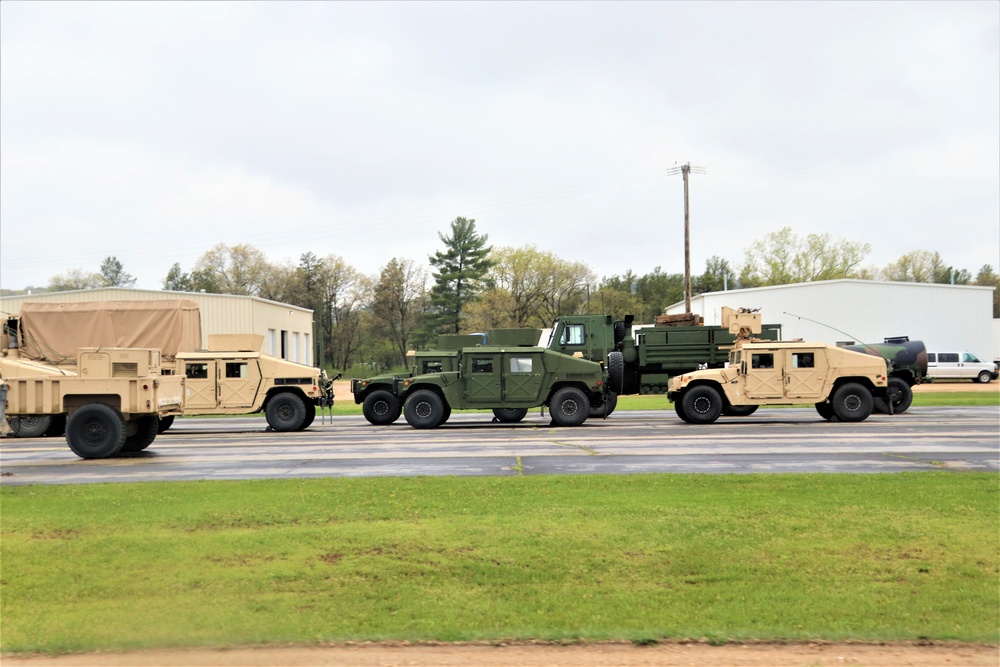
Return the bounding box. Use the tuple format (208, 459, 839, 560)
(352, 329, 610, 428)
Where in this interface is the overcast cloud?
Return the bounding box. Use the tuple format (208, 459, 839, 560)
(1, 1, 997, 292)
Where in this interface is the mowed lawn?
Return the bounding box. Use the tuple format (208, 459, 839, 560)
(1, 472, 997, 654)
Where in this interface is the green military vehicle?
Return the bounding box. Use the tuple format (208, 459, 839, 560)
(352, 329, 610, 428)
(547, 313, 781, 396)
(667, 308, 891, 424)
(844, 337, 927, 414)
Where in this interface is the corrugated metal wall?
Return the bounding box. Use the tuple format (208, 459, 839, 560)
(665, 280, 996, 359)
(0, 289, 314, 364)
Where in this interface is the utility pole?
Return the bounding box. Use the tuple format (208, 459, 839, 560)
(667, 162, 704, 314)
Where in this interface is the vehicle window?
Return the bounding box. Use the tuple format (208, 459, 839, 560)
(963, 353, 981, 363)
(225, 362, 248, 379)
(509, 356, 533, 373)
(560, 324, 585, 346)
(751, 353, 774, 369)
(471, 358, 494, 373)
(186, 363, 209, 379)
(422, 361, 443, 373)
(792, 352, 814, 368)
(939, 353, 959, 363)
(927, 353, 936, 363)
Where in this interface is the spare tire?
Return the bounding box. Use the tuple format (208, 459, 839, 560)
(607, 351, 625, 394)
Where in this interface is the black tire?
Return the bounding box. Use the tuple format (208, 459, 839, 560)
(831, 382, 873, 422)
(977, 371, 993, 384)
(404, 390, 446, 429)
(681, 385, 723, 424)
(673, 398, 692, 423)
(363, 390, 401, 425)
(266, 393, 307, 432)
(815, 401, 834, 420)
(66, 404, 126, 459)
(606, 351, 624, 394)
(13, 415, 52, 438)
(873, 377, 913, 414)
(493, 408, 528, 423)
(440, 404, 452, 425)
(299, 404, 317, 430)
(157, 415, 175, 433)
(121, 416, 158, 453)
(722, 404, 759, 417)
(549, 387, 589, 426)
(589, 393, 618, 418)
(613, 320, 627, 344)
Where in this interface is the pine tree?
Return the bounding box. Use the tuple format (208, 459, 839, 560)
(427, 217, 494, 334)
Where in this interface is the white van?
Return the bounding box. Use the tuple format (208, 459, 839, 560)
(926, 352, 998, 383)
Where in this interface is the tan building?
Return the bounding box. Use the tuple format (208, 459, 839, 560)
(0, 288, 316, 366)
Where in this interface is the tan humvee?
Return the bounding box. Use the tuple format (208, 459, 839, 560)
(1, 347, 184, 458)
(667, 308, 890, 424)
(172, 334, 331, 432)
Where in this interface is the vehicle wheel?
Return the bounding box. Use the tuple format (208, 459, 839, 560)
(549, 387, 589, 426)
(613, 320, 627, 344)
(831, 382, 873, 422)
(363, 390, 401, 425)
(815, 401, 834, 420)
(607, 351, 624, 394)
(722, 404, 759, 417)
(589, 393, 618, 418)
(977, 371, 993, 384)
(157, 415, 175, 433)
(299, 404, 317, 430)
(493, 407, 528, 423)
(440, 404, 452, 425)
(873, 377, 913, 414)
(121, 416, 158, 452)
(45, 414, 67, 437)
(673, 398, 692, 423)
(404, 390, 446, 429)
(66, 404, 126, 459)
(266, 393, 307, 431)
(13, 415, 52, 438)
(681, 385, 723, 424)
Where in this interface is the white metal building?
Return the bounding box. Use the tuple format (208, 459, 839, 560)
(665, 279, 998, 362)
(0, 288, 316, 365)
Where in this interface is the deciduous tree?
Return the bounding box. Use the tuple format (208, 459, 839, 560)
(369, 258, 428, 366)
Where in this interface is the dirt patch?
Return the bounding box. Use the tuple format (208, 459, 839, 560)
(912, 380, 999, 393)
(5, 641, 998, 666)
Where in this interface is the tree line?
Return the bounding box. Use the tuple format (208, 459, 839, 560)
(8, 220, 1000, 373)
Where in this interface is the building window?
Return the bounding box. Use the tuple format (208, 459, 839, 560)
(268, 329, 277, 356)
(292, 332, 300, 363)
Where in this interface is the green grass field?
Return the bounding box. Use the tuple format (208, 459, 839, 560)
(2, 473, 997, 654)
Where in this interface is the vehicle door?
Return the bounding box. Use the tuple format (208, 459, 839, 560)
(743, 349, 783, 399)
(184, 360, 218, 409)
(464, 353, 502, 403)
(782, 349, 827, 400)
(217, 359, 262, 409)
(551, 321, 588, 358)
(503, 353, 543, 402)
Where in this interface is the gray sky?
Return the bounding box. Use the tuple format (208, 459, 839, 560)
(2, 1, 998, 292)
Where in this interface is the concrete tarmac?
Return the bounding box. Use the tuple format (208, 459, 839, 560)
(1, 406, 997, 485)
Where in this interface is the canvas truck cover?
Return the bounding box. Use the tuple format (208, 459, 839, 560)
(16, 300, 203, 366)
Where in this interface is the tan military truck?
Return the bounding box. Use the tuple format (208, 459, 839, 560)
(2, 301, 333, 435)
(1, 346, 184, 458)
(667, 307, 890, 424)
